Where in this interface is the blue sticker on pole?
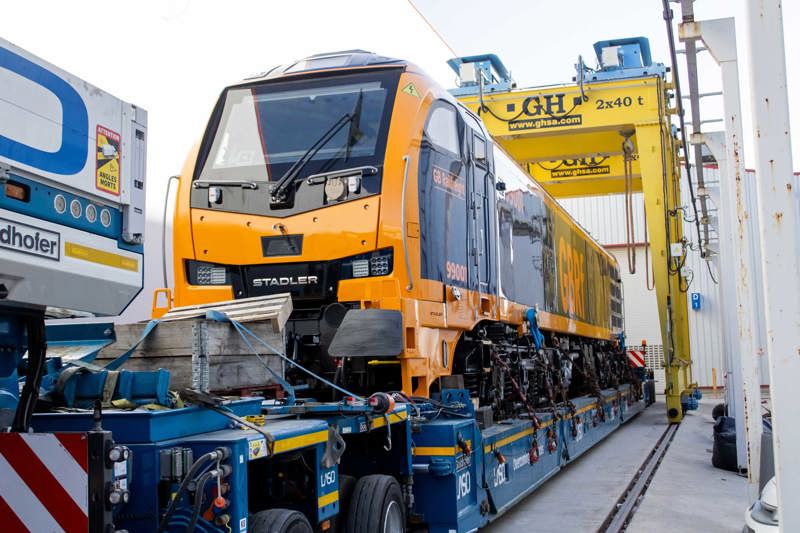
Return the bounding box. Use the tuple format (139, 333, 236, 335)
(691, 292, 701, 310)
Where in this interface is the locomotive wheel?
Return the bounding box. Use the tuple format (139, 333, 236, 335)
(250, 509, 313, 533)
(344, 475, 405, 533)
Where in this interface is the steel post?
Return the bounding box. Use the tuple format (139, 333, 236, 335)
(743, 1, 800, 530)
(680, 17, 764, 497)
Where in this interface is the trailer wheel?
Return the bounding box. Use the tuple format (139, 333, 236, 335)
(344, 475, 405, 533)
(250, 509, 312, 533)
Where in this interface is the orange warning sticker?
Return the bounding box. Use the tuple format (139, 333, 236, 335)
(96, 125, 121, 195)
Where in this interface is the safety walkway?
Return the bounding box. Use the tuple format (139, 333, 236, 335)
(488, 398, 749, 532)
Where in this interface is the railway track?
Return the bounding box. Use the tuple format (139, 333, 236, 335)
(599, 422, 680, 532)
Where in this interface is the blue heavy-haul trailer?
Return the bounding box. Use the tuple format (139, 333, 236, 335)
(22, 364, 645, 533)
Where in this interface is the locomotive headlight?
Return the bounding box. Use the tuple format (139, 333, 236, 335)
(340, 248, 393, 279)
(351, 259, 370, 278)
(347, 175, 360, 194)
(187, 260, 230, 285)
(197, 265, 227, 285)
(369, 255, 390, 276)
(324, 177, 347, 202)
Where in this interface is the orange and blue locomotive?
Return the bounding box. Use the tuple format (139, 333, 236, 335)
(166, 50, 633, 414)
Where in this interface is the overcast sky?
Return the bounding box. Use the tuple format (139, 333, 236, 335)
(3, 0, 455, 320)
(4, 0, 796, 321)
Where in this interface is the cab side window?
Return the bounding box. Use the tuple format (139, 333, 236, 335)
(424, 104, 460, 157)
(418, 101, 469, 288)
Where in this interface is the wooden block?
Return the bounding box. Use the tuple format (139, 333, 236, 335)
(97, 295, 292, 393)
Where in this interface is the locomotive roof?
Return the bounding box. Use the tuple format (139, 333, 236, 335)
(235, 50, 410, 86)
(223, 50, 618, 272)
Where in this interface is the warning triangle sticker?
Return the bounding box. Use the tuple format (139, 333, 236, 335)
(401, 83, 421, 98)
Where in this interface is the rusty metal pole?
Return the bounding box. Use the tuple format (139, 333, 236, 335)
(680, 17, 764, 499)
(743, 1, 800, 530)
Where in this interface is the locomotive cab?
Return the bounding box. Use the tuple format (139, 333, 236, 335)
(169, 51, 435, 395)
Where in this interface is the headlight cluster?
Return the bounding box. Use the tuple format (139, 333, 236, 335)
(185, 247, 394, 288)
(187, 261, 231, 286)
(340, 248, 393, 279)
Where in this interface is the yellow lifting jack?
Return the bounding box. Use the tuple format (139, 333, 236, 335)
(448, 38, 698, 422)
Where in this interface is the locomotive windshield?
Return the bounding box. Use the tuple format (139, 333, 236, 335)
(194, 70, 400, 215)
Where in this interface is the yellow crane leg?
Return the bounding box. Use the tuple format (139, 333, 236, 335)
(636, 124, 694, 423)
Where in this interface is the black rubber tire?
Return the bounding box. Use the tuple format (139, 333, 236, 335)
(344, 475, 405, 533)
(250, 509, 313, 533)
(334, 475, 357, 533)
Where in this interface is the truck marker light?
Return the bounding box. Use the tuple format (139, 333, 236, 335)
(54, 194, 67, 214)
(85, 204, 97, 223)
(70, 198, 82, 218)
(5, 182, 27, 201)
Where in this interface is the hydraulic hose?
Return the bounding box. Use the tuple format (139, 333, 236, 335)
(11, 310, 46, 432)
(186, 470, 217, 532)
(187, 464, 232, 532)
(156, 448, 229, 533)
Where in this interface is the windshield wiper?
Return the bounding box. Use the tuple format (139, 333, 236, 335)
(270, 90, 364, 206)
(345, 90, 364, 162)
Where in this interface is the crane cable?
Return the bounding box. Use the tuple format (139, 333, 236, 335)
(662, 0, 704, 257)
(622, 135, 637, 275)
(644, 202, 655, 291)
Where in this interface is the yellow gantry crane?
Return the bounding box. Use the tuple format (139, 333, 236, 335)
(449, 38, 698, 422)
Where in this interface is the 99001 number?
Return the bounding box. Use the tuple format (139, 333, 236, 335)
(446, 261, 468, 283)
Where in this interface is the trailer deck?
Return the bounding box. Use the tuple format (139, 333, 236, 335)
(488, 396, 749, 533)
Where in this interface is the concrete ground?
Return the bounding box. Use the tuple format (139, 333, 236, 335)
(487, 398, 750, 533)
(627, 400, 749, 533)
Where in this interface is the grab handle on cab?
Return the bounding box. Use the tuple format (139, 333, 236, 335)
(401, 155, 413, 291)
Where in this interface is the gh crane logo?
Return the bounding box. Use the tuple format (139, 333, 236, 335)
(522, 94, 567, 116)
(509, 92, 583, 131)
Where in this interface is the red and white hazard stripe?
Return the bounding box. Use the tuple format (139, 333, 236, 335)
(627, 349, 646, 368)
(0, 432, 88, 533)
